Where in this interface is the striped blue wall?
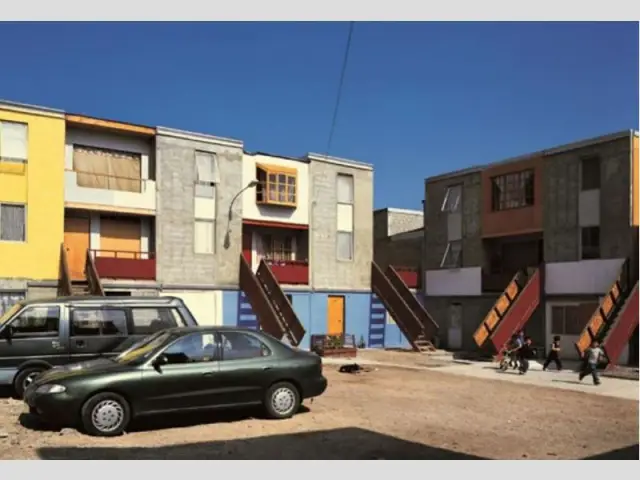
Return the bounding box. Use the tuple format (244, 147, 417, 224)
(222, 290, 422, 350)
(223, 291, 370, 349)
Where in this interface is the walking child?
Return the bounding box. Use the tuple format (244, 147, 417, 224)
(579, 340, 604, 386)
(543, 335, 563, 371)
(518, 336, 535, 375)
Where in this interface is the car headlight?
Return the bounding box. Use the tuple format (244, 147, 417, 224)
(35, 384, 66, 394)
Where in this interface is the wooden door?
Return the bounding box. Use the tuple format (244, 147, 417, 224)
(100, 218, 141, 258)
(327, 295, 345, 335)
(64, 217, 90, 281)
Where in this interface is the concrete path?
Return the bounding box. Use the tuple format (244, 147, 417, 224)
(322, 357, 639, 401)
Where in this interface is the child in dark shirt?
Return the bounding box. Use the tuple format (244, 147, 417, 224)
(518, 337, 535, 375)
(543, 335, 563, 371)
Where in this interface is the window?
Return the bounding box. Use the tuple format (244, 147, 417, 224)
(441, 184, 462, 213)
(73, 145, 142, 193)
(6, 306, 60, 338)
(71, 308, 127, 336)
(440, 240, 462, 269)
(255, 165, 297, 206)
(581, 226, 600, 260)
(194, 219, 214, 254)
(0, 203, 26, 242)
(581, 156, 601, 191)
(337, 174, 354, 261)
(551, 304, 596, 336)
(0, 121, 28, 163)
(130, 307, 186, 335)
(162, 333, 217, 364)
(0, 292, 25, 317)
(220, 331, 271, 361)
(262, 234, 294, 262)
(490, 170, 535, 211)
(195, 151, 218, 198)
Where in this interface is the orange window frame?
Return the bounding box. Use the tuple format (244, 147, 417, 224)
(255, 164, 298, 207)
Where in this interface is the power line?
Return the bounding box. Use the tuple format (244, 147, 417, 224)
(325, 21, 355, 158)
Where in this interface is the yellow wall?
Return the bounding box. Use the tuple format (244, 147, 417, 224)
(0, 105, 65, 280)
(633, 135, 638, 227)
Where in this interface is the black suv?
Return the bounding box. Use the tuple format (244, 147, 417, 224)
(0, 296, 198, 397)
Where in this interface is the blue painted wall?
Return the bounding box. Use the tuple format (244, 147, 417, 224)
(223, 290, 371, 349)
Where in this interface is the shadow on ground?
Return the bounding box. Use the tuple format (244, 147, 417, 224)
(583, 444, 639, 460)
(0, 386, 16, 399)
(19, 405, 311, 434)
(36, 427, 486, 460)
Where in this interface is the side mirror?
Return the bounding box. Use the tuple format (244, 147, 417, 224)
(152, 354, 168, 371)
(1, 326, 12, 341)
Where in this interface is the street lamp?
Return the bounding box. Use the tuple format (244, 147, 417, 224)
(223, 180, 259, 250)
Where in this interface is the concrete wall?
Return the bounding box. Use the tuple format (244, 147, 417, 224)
(155, 128, 244, 288)
(374, 208, 423, 240)
(424, 172, 483, 270)
(374, 235, 422, 269)
(544, 136, 634, 262)
(309, 156, 374, 291)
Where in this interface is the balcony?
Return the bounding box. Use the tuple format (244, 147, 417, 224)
(263, 259, 309, 285)
(392, 266, 420, 289)
(65, 170, 156, 214)
(91, 250, 156, 281)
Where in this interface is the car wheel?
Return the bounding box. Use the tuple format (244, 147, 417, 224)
(14, 367, 46, 399)
(81, 392, 131, 437)
(264, 382, 300, 420)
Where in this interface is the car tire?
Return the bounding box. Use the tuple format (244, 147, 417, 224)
(264, 381, 300, 420)
(14, 367, 46, 399)
(80, 392, 131, 437)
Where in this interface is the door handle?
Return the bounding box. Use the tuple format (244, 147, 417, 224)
(51, 340, 63, 350)
(202, 372, 216, 377)
(262, 366, 272, 371)
(75, 340, 86, 348)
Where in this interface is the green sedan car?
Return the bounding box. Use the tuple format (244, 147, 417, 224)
(23, 326, 328, 437)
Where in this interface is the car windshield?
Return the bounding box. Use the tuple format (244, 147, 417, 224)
(115, 331, 174, 364)
(0, 303, 22, 326)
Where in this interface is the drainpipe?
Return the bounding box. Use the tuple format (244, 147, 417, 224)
(223, 180, 259, 250)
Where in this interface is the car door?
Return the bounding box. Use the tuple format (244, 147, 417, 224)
(68, 307, 130, 363)
(137, 332, 221, 414)
(0, 305, 70, 372)
(216, 331, 280, 406)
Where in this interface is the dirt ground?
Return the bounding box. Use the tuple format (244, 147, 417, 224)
(0, 365, 637, 460)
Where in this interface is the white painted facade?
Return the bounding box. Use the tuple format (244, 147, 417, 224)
(160, 290, 222, 326)
(242, 153, 309, 225)
(545, 258, 624, 295)
(424, 267, 483, 296)
(87, 212, 152, 259)
(64, 127, 156, 213)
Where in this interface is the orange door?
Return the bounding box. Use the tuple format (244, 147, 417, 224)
(64, 217, 90, 281)
(327, 295, 345, 335)
(100, 218, 141, 258)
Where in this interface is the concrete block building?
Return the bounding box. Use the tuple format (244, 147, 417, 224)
(3, 99, 424, 351)
(423, 130, 639, 365)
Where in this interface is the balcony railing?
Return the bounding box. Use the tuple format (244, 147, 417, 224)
(262, 259, 309, 285)
(91, 250, 156, 281)
(392, 266, 420, 289)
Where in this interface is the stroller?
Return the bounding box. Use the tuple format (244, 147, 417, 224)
(498, 347, 520, 371)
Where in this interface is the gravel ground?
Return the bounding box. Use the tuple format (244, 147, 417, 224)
(0, 366, 637, 460)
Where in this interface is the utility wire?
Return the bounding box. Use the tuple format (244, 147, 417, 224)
(325, 21, 355, 158)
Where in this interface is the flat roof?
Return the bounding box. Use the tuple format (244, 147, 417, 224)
(425, 129, 636, 184)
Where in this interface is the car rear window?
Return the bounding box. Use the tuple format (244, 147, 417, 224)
(130, 307, 186, 335)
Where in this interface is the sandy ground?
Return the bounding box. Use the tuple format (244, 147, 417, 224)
(0, 363, 637, 460)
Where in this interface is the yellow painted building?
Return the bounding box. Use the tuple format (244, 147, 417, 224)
(0, 101, 66, 281)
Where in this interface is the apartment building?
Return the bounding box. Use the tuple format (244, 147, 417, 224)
(423, 130, 639, 366)
(0, 101, 66, 313)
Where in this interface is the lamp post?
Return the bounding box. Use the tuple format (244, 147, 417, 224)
(223, 180, 259, 250)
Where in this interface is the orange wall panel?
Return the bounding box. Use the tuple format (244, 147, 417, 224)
(481, 157, 544, 237)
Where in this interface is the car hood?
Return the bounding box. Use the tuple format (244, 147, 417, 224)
(34, 358, 132, 386)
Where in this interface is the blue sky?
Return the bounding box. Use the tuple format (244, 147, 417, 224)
(0, 21, 637, 210)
